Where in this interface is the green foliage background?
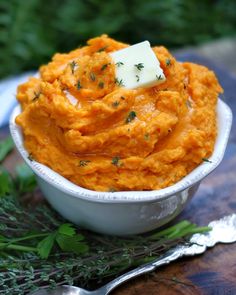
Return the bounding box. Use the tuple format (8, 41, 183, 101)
(0, 0, 236, 78)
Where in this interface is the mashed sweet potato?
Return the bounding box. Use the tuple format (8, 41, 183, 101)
(16, 35, 222, 192)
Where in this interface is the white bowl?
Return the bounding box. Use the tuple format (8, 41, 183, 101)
(10, 99, 232, 235)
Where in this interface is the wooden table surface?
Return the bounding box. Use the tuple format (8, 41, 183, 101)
(1, 53, 236, 294)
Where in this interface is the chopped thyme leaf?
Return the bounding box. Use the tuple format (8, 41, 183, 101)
(120, 96, 125, 100)
(98, 81, 104, 89)
(166, 58, 171, 66)
(77, 80, 82, 90)
(111, 156, 120, 166)
(109, 187, 117, 192)
(101, 63, 109, 71)
(156, 74, 164, 81)
(70, 61, 77, 74)
(27, 153, 34, 161)
(134, 63, 144, 71)
(136, 75, 140, 82)
(112, 101, 119, 108)
(90, 72, 96, 81)
(186, 99, 192, 109)
(115, 61, 124, 67)
(115, 78, 124, 87)
(202, 158, 212, 163)
(32, 91, 41, 101)
(97, 46, 108, 52)
(125, 111, 136, 123)
(79, 160, 91, 167)
(144, 133, 150, 140)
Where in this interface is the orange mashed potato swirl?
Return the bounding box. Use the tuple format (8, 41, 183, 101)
(16, 35, 223, 192)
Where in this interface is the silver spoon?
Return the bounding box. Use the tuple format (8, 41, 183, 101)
(30, 214, 236, 295)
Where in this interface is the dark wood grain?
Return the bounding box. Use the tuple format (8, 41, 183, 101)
(1, 55, 236, 294)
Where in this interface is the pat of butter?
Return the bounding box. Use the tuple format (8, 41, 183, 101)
(110, 41, 165, 89)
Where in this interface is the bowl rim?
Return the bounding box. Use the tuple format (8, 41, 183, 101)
(10, 98, 232, 203)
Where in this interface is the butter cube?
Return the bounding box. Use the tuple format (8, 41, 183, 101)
(110, 41, 165, 89)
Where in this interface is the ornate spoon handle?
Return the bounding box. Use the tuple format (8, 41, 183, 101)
(100, 243, 205, 294)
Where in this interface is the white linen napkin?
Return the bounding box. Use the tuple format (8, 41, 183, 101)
(0, 72, 35, 127)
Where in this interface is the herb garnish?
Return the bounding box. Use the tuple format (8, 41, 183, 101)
(27, 153, 34, 161)
(112, 101, 119, 108)
(77, 80, 82, 90)
(98, 81, 104, 89)
(101, 63, 109, 71)
(136, 75, 140, 82)
(156, 74, 164, 81)
(109, 187, 117, 192)
(79, 160, 91, 167)
(186, 99, 192, 109)
(115, 78, 124, 87)
(97, 46, 108, 52)
(134, 63, 144, 71)
(32, 91, 41, 101)
(144, 133, 150, 140)
(70, 61, 77, 74)
(90, 72, 96, 81)
(120, 96, 125, 100)
(166, 58, 171, 66)
(125, 111, 136, 123)
(202, 158, 212, 163)
(111, 156, 121, 166)
(0, 136, 14, 162)
(115, 61, 124, 67)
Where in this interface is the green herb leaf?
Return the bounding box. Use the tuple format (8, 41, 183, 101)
(97, 46, 108, 52)
(15, 163, 36, 194)
(115, 62, 124, 67)
(115, 78, 124, 87)
(156, 74, 164, 81)
(101, 63, 109, 71)
(79, 160, 90, 167)
(58, 223, 76, 237)
(112, 101, 119, 108)
(98, 81, 104, 89)
(0, 166, 14, 197)
(166, 58, 171, 66)
(125, 111, 136, 123)
(111, 156, 120, 166)
(37, 233, 56, 259)
(202, 158, 212, 163)
(28, 153, 34, 161)
(32, 91, 41, 101)
(144, 133, 150, 140)
(135, 75, 140, 82)
(56, 234, 88, 255)
(77, 80, 82, 90)
(134, 63, 144, 71)
(70, 61, 77, 74)
(90, 72, 96, 81)
(0, 136, 14, 162)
